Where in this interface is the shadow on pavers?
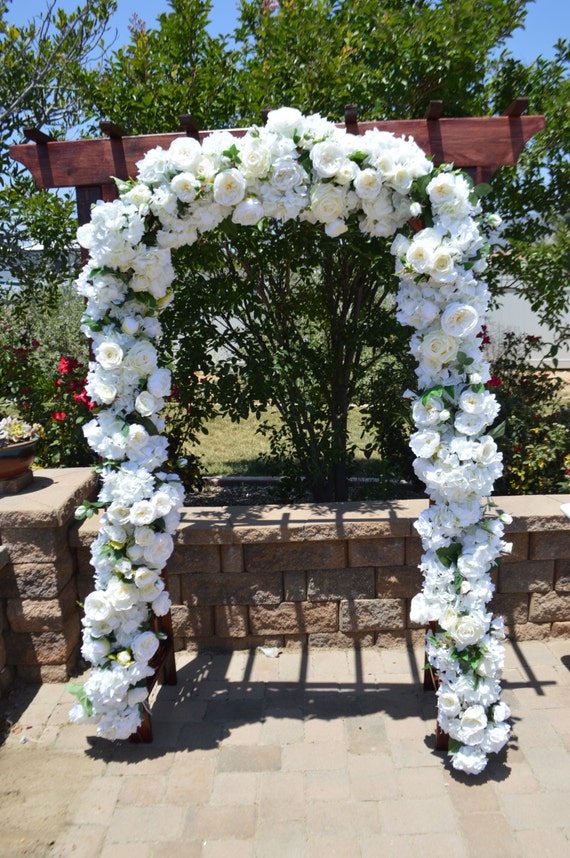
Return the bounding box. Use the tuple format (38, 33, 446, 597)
(83, 647, 437, 764)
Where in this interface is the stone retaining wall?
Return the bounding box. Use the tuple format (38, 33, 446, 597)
(1, 469, 569, 691)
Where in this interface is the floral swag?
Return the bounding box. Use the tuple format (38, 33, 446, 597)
(69, 107, 512, 776)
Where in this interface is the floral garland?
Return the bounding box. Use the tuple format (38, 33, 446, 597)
(68, 107, 511, 773)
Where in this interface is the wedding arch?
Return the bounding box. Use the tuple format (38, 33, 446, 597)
(11, 101, 544, 775)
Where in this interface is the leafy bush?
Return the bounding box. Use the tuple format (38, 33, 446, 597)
(485, 329, 570, 494)
(0, 285, 96, 467)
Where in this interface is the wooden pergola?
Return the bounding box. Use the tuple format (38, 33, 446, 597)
(9, 99, 545, 743)
(11, 99, 545, 235)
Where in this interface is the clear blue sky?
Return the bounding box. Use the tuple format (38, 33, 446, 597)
(9, 0, 570, 65)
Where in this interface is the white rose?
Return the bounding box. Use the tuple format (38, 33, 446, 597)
(481, 722, 510, 754)
(213, 168, 247, 207)
(143, 533, 173, 568)
(170, 172, 198, 203)
(430, 247, 457, 283)
(441, 303, 479, 338)
(135, 390, 160, 417)
(151, 490, 177, 517)
(454, 411, 488, 436)
(491, 701, 511, 723)
(310, 139, 347, 178)
(406, 238, 435, 273)
(239, 139, 272, 180)
(83, 591, 113, 623)
(168, 136, 202, 173)
(106, 524, 127, 548)
(473, 436, 499, 466)
(310, 183, 345, 223)
(152, 590, 172, 617)
(453, 614, 487, 647)
(451, 745, 488, 775)
(410, 430, 440, 458)
(391, 233, 411, 258)
(232, 197, 264, 226)
(81, 635, 111, 665)
(124, 341, 158, 376)
(131, 631, 160, 664)
(134, 526, 155, 546)
(129, 500, 156, 526)
(122, 183, 152, 208)
(353, 168, 383, 200)
(147, 368, 171, 398)
(137, 579, 165, 603)
(456, 704, 488, 745)
(265, 107, 302, 137)
(324, 218, 348, 238)
(335, 160, 359, 185)
(134, 565, 160, 588)
(121, 317, 140, 336)
(437, 690, 461, 720)
(458, 390, 486, 414)
(267, 157, 306, 194)
(95, 341, 124, 370)
(426, 173, 457, 207)
(420, 331, 459, 368)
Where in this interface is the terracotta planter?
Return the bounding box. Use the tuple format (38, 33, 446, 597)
(0, 436, 39, 481)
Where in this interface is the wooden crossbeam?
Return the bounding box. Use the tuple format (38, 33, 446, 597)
(100, 120, 127, 139)
(179, 114, 201, 139)
(502, 97, 530, 117)
(425, 100, 443, 121)
(10, 113, 546, 191)
(23, 127, 54, 144)
(344, 104, 359, 134)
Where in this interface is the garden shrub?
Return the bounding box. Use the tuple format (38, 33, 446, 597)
(484, 328, 570, 494)
(0, 284, 96, 467)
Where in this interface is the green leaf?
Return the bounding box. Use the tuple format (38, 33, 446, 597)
(488, 420, 506, 440)
(447, 738, 462, 755)
(65, 682, 93, 717)
(474, 183, 493, 198)
(421, 385, 444, 406)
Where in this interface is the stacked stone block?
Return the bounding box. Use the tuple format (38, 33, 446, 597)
(0, 469, 98, 687)
(92, 495, 564, 653)
(1, 472, 568, 682)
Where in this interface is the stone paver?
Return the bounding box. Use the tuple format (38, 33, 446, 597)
(0, 639, 569, 856)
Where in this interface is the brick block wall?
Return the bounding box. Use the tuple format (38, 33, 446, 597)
(0, 469, 98, 692)
(72, 489, 570, 654)
(2, 470, 570, 689)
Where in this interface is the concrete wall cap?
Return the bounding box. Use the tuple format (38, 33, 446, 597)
(0, 468, 98, 529)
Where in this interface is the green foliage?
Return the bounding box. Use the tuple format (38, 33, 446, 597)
(484, 41, 570, 332)
(0, 285, 96, 467)
(160, 215, 419, 501)
(76, 0, 568, 500)
(0, 0, 117, 307)
(79, 0, 240, 134)
(234, 0, 527, 122)
(486, 329, 570, 494)
(2, 0, 568, 501)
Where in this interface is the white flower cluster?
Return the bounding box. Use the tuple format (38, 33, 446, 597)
(71, 109, 509, 766)
(118, 105, 433, 248)
(394, 172, 511, 774)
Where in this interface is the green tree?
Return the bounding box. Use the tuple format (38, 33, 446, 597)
(0, 0, 116, 307)
(484, 42, 570, 332)
(57, 0, 570, 496)
(79, 0, 240, 134)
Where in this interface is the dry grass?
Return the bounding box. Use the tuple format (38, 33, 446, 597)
(188, 407, 384, 477)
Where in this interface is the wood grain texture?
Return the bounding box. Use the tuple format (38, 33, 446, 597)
(10, 115, 545, 190)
